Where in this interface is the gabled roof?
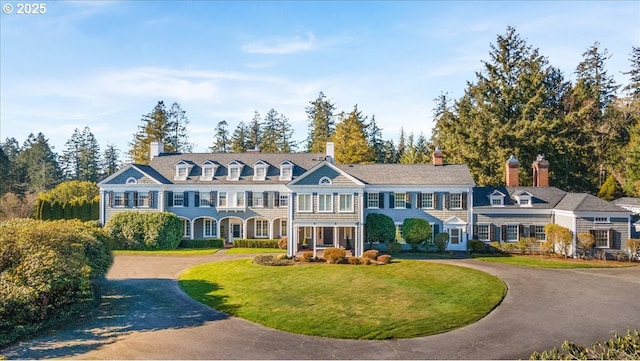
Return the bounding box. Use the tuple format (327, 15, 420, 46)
(473, 186, 567, 209)
(288, 161, 365, 186)
(98, 164, 171, 185)
(334, 164, 475, 186)
(613, 197, 640, 206)
(148, 152, 325, 184)
(555, 193, 628, 212)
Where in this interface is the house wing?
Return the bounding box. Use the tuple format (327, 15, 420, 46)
(98, 164, 168, 185)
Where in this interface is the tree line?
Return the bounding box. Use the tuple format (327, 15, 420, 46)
(1, 26, 639, 220)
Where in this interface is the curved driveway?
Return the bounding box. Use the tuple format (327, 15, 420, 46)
(2, 252, 639, 360)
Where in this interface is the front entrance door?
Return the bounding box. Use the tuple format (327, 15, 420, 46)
(229, 223, 241, 243)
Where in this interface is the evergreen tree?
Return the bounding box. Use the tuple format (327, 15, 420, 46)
(230, 121, 249, 153)
(15, 133, 61, 193)
(260, 109, 281, 153)
(60, 127, 100, 182)
(622, 47, 640, 99)
(101, 143, 121, 178)
(129, 101, 190, 164)
(382, 139, 399, 163)
(247, 111, 262, 151)
(431, 26, 568, 187)
(597, 175, 624, 201)
(306, 92, 336, 153)
(332, 105, 374, 164)
(0, 138, 21, 195)
(276, 113, 296, 153)
(575, 42, 620, 112)
(625, 121, 640, 196)
(167, 102, 193, 152)
(414, 133, 431, 164)
(367, 115, 385, 163)
(210, 121, 230, 153)
(0, 148, 10, 195)
(397, 127, 406, 160)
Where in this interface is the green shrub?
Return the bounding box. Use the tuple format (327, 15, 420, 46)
(386, 241, 402, 254)
(179, 238, 223, 249)
(362, 249, 379, 260)
(434, 233, 450, 253)
(517, 237, 536, 255)
(468, 239, 487, 253)
(253, 255, 294, 266)
(501, 243, 517, 254)
(323, 247, 346, 264)
(365, 213, 395, 249)
(0, 219, 112, 348)
(377, 254, 391, 264)
(530, 330, 640, 360)
(278, 236, 288, 250)
(104, 211, 182, 250)
(233, 239, 279, 248)
(402, 218, 432, 251)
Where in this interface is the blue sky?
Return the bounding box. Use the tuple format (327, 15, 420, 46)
(1, 1, 638, 158)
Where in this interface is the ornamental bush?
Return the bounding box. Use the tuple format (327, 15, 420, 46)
(377, 254, 392, 264)
(434, 233, 450, 253)
(179, 238, 224, 249)
(104, 211, 182, 250)
(362, 249, 379, 260)
(323, 247, 346, 264)
(626, 239, 640, 261)
(386, 241, 402, 254)
(299, 251, 314, 262)
(517, 237, 536, 255)
(468, 239, 487, 253)
(402, 218, 432, 251)
(278, 236, 288, 250)
(530, 330, 640, 360)
(0, 218, 112, 348)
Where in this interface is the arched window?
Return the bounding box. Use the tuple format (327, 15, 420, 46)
(126, 177, 137, 184)
(319, 176, 332, 185)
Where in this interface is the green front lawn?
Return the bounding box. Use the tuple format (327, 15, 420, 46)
(179, 259, 506, 339)
(473, 254, 634, 268)
(224, 247, 286, 254)
(113, 248, 221, 256)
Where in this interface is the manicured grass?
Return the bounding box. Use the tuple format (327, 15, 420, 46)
(113, 248, 221, 256)
(179, 259, 506, 339)
(473, 254, 634, 268)
(224, 247, 286, 254)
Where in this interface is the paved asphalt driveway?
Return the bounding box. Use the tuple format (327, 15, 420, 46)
(2, 251, 639, 360)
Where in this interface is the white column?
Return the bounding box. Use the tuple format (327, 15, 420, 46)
(334, 225, 338, 248)
(313, 225, 317, 258)
(243, 219, 248, 239)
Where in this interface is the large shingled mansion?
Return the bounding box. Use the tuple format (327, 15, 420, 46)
(99, 142, 634, 258)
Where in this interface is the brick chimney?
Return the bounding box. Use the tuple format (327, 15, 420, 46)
(432, 147, 444, 166)
(150, 141, 164, 162)
(532, 154, 549, 187)
(505, 155, 519, 187)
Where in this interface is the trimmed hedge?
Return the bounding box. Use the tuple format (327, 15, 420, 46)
(179, 238, 224, 249)
(104, 211, 182, 250)
(233, 239, 279, 248)
(0, 218, 112, 348)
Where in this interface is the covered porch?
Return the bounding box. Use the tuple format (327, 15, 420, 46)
(290, 223, 363, 258)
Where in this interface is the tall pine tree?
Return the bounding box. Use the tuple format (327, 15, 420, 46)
(332, 105, 374, 164)
(210, 121, 230, 153)
(230, 121, 249, 153)
(306, 92, 336, 153)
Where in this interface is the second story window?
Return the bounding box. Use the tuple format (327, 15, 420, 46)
(367, 193, 379, 208)
(218, 192, 227, 207)
(173, 192, 185, 207)
(420, 193, 433, 208)
(339, 194, 353, 212)
(279, 193, 289, 207)
(297, 194, 312, 212)
(318, 194, 332, 212)
(448, 193, 462, 209)
(253, 192, 264, 207)
(394, 193, 406, 209)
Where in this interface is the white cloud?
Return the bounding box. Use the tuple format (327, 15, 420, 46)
(242, 33, 317, 54)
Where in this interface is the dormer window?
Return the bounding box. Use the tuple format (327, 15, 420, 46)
(489, 190, 505, 207)
(200, 161, 218, 181)
(280, 161, 293, 181)
(227, 161, 243, 181)
(253, 160, 269, 181)
(319, 176, 332, 185)
(513, 191, 533, 207)
(174, 160, 191, 180)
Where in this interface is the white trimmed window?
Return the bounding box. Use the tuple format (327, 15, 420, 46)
(395, 224, 404, 242)
(253, 192, 264, 207)
(297, 194, 312, 212)
(492, 197, 504, 206)
(113, 192, 125, 207)
(506, 225, 518, 242)
(199, 192, 210, 206)
(201, 165, 215, 180)
(236, 192, 245, 207)
(367, 193, 379, 208)
(255, 219, 269, 238)
(280, 219, 287, 237)
(477, 225, 490, 241)
(339, 194, 353, 212)
(254, 166, 267, 181)
(449, 193, 462, 209)
(126, 177, 137, 184)
(594, 217, 609, 223)
(173, 192, 185, 207)
(394, 193, 406, 209)
(176, 165, 189, 180)
(594, 230, 609, 248)
(204, 219, 217, 237)
(218, 192, 227, 207)
(532, 225, 546, 241)
(318, 194, 332, 212)
(450, 228, 460, 244)
(137, 192, 149, 207)
(228, 164, 242, 181)
(279, 194, 289, 207)
(280, 164, 293, 181)
(421, 193, 434, 208)
(319, 176, 332, 185)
